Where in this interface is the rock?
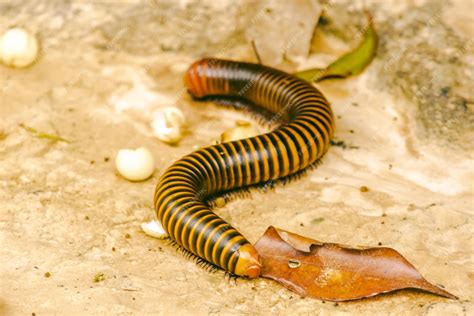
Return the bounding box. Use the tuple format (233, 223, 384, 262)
(245, 0, 322, 66)
(320, 0, 473, 151)
(98, 1, 246, 56)
(375, 1, 473, 151)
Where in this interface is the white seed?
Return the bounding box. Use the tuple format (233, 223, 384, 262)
(141, 220, 168, 239)
(220, 121, 258, 143)
(115, 147, 155, 181)
(0, 27, 39, 68)
(152, 107, 186, 144)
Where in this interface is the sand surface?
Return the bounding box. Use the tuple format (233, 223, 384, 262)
(0, 0, 472, 315)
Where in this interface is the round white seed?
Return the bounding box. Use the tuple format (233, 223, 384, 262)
(0, 27, 39, 68)
(115, 147, 155, 181)
(152, 107, 186, 144)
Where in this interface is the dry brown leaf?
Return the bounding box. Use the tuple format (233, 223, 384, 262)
(254, 226, 457, 301)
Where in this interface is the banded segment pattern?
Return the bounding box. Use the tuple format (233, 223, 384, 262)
(154, 58, 335, 277)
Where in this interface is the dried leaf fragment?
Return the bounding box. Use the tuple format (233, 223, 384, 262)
(19, 123, 71, 143)
(254, 226, 457, 301)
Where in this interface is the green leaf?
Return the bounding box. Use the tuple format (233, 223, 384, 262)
(295, 13, 378, 83)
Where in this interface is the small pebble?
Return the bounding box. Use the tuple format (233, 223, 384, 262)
(93, 272, 105, 283)
(360, 186, 369, 192)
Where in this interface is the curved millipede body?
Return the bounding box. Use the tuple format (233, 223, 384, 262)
(154, 58, 335, 278)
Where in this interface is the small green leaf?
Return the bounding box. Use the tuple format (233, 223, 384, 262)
(295, 12, 378, 83)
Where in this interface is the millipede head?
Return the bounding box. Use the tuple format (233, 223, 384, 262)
(184, 59, 210, 98)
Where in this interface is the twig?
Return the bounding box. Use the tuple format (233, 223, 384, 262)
(251, 40, 262, 65)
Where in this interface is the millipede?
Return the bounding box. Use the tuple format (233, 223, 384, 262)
(154, 58, 335, 278)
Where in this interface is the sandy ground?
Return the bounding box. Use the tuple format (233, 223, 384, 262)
(1, 1, 473, 315)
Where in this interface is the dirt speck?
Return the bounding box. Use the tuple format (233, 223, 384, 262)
(360, 186, 369, 193)
(93, 273, 105, 283)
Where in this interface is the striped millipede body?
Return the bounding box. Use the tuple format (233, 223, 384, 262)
(154, 58, 335, 278)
